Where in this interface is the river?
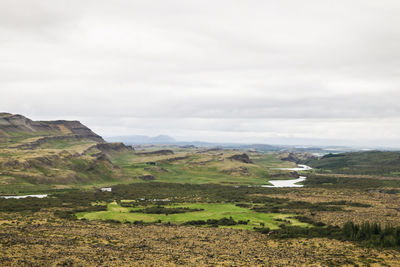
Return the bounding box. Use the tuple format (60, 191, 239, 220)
(0, 194, 48, 199)
(262, 164, 312, 188)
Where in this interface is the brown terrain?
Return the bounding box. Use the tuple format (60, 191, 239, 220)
(1, 212, 400, 266)
(270, 187, 400, 227)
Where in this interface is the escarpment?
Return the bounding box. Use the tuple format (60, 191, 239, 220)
(0, 113, 103, 142)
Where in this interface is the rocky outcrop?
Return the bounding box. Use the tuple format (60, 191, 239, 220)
(0, 113, 103, 142)
(227, 153, 253, 164)
(83, 142, 134, 155)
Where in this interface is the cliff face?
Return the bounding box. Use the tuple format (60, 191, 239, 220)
(0, 113, 103, 142)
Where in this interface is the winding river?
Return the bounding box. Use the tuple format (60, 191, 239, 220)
(262, 164, 312, 188)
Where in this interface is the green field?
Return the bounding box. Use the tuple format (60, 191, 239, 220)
(77, 202, 310, 230)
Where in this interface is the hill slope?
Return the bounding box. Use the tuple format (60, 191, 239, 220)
(306, 151, 400, 176)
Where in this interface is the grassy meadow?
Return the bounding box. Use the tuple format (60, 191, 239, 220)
(77, 202, 310, 230)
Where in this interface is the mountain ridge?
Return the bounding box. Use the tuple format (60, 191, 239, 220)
(0, 112, 104, 142)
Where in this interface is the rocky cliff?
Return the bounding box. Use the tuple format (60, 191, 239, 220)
(0, 112, 104, 142)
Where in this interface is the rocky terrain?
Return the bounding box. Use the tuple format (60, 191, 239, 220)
(1, 215, 399, 266)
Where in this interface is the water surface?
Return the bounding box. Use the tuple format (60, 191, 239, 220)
(262, 176, 307, 188)
(263, 164, 312, 188)
(0, 194, 48, 199)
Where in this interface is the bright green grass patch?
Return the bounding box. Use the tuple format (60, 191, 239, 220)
(77, 202, 311, 230)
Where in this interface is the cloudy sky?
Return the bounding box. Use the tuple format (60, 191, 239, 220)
(1, 0, 400, 147)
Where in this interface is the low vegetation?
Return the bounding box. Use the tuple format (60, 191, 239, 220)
(304, 175, 400, 188)
(265, 221, 400, 249)
(130, 206, 204, 215)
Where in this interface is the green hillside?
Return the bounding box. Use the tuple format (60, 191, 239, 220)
(306, 151, 400, 176)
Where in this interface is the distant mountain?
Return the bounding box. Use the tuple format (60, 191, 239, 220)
(0, 112, 103, 142)
(105, 135, 284, 149)
(104, 134, 361, 154)
(106, 135, 175, 144)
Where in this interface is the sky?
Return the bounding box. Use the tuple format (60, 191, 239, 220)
(1, 0, 400, 147)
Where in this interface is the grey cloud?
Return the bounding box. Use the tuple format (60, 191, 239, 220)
(1, 0, 400, 147)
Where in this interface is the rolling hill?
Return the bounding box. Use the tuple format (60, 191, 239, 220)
(306, 151, 400, 176)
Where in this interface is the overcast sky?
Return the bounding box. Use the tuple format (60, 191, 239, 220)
(1, 0, 400, 147)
